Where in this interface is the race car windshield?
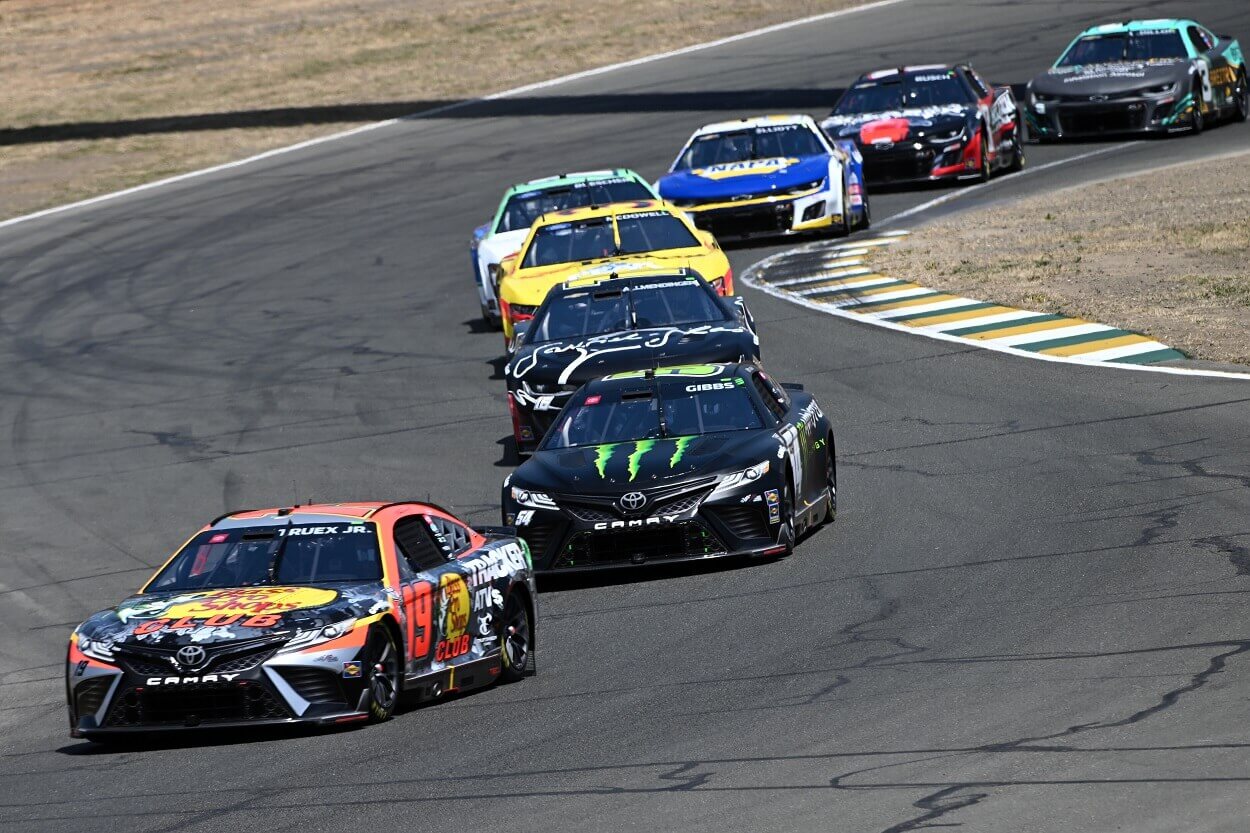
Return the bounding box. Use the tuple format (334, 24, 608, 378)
(146, 523, 383, 591)
(522, 213, 699, 268)
(833, 72, 975, 114)
(1056, 31, 1188, 66)
(544, 379, 765, 448)
(528, 279, 727, 343)
(498, 179, 654, 232)
(675, 125, 826, 169)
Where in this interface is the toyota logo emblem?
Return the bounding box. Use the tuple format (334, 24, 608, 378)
(175, 645, 207, 670)
(619, 492, 647, 511)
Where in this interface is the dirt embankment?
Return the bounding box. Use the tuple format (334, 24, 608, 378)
(875, 151, 1250, 366)
(0, 0, 866, 220)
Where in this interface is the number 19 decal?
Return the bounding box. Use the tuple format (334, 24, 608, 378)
(401, 580, 434, 662)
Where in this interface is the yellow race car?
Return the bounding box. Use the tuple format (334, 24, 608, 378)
(496, 201, 733, 346)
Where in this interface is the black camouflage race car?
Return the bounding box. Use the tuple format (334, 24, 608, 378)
(821, 64, 1024, 186)
(1026, 19, 1248, 139)
(67, 502, 536, 740)
(501, 363, 836, 572)
(506, 269, 760, 455)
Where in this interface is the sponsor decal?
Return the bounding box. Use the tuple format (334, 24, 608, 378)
(685, 381, 735, 392)
(693, 157, 800, 180)
(461, 544, 528, 586)
(824, 104, 967, 128)
(438, 574, 471, 642)
(514, 509, 535, 526)
(342, 661, 362, 678)
(75, 660, 88, 677)
(593, 436, 704, 480)
(860, 118, 912, 145)
(765, 489, 781, 524)
(119, 586, 338, 626)
(615, 210, 669, 221)
(435, 634, 471, 661)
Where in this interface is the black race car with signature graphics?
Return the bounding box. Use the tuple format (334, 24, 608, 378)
(66, 502, 536, 740)
(501, 363, 835, 572)
(1026, 19, 1247, 139)
(821, 64, 1024, 186)
(506, 269, 759, 455)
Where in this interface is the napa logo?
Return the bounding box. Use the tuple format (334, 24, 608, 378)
(693, 157, 799, 180)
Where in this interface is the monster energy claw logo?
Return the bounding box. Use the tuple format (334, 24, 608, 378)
(593, 437, 695, 480)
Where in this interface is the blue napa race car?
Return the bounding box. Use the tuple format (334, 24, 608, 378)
(657, 114, 870, 241)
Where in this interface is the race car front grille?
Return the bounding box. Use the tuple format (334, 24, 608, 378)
(277, 667, 348, 706)
(104, 681, 291, 727)
(706, 504, 771, 541)
(1059, 107, 1146, 135)
(650, 487, 712, 517)
(115, 640, 282, 677)
(214, 647, 280, 674)
(863, 152, 935, 183)
(561, 503, 618, 524)
(74, 677, 112, 719)
(554, 522, 725, 569)
(693, 203, 794, 238)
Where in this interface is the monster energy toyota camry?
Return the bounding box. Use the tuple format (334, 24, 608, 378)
(501, 363, 836, 572)
(505, 269, 759, 455)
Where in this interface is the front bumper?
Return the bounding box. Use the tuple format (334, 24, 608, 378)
(679, 187, 842, 240)
(858, 139, 978, 184)
(1025, 94, 1194, 139)
(503, 477, 787, 572)
(67, 636, 371, 738)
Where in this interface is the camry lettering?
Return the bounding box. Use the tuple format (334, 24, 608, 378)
(145, 673, 241, 686)
(593, 515, 682, 530)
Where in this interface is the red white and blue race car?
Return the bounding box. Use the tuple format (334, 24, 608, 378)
(821, 65, 1024, 186)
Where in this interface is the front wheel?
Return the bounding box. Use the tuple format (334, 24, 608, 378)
(363, 626, 401, 723)
(1234, 71, 1248, 123)
(1191, 82, 1205, 134)
(821, 447, 837, 526)
(776, 478, 796, 557)
(499, 591, 533, 683)
(1008, 134, 1026, 173)
(974, 130, 992, 183)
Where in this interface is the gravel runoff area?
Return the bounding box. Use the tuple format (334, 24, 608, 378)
(875, 149, 1250, 367)
(0, 0, 869, 220)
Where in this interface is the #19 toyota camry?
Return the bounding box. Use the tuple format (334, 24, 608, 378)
(66, 502, 536, 740)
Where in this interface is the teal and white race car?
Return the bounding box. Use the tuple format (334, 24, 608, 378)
(1026, 19, 1247, 139)
(470, 170, 657, 328)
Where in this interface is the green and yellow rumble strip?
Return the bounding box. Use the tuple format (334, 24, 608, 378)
(756, 230, 1185, 365)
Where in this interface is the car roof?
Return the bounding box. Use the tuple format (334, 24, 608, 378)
(857, 64, 957, 81)
(530, 199, 675, 226)
(503, 169, 646, 198)
(689, 114, 818, 136)
(587, 362, 750, 390)
(1080, 19, 1193, 35)
(211, 501, 448, 528)
(559, 268, 703, 291)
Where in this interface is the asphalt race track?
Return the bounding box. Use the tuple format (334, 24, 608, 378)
(2, 1, 1249, 830)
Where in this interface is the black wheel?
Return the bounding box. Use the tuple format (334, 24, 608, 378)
(776, 477, 796, 556)
(856, 189, 871, 230)
(1234, 70, 1248, 123)
(1191, 82, 1205, 134)
(975, 129, 992, 183)
(1008, 132, 1026, 173)
(821, 445, 837, 526)
(499, 590, 532, 683)
(363, 625, 400, 723)
(838, 179, 854, 236)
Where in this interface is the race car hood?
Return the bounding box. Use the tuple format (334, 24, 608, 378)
(518, 429, 779, 494)
(658, 154, 830, 201)
(821, 105, 972, 143)
(1030, 60, 1189, 97)
(73, 584, 388, 650)
(510, 323, 757, 387)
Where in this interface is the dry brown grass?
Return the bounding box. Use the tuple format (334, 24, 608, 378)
(0, 0, 867, 219)
(875, 150, 1250, 366)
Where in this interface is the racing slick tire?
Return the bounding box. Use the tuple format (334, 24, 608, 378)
(776, 475, 797, 557)
(499, 589, 533, 683)
(364, 625, 401, 723)
(1008, 133, 1026, 173)
(1191, 81, 1205, 135)
(1234, 71, 1248, 123)
(856, 190, 871, 231)
(820, 443, 838, 526)
(838, 179, 855, 237)
(974, 128, 992, 183)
